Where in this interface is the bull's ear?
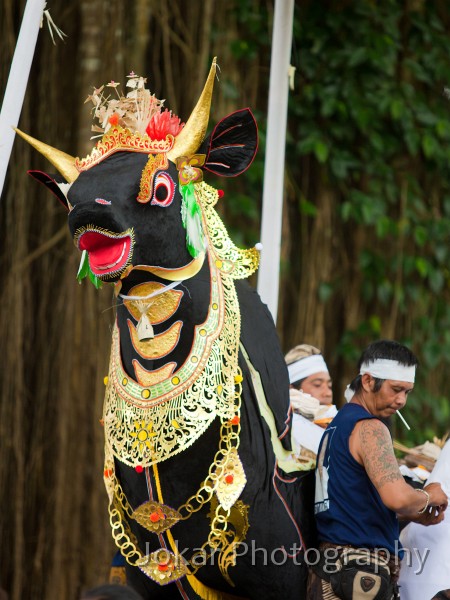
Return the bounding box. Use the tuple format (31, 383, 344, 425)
(199, 108, 258, 177)
(28, 170, 71, 211)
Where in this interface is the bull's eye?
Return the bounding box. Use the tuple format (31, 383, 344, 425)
(151, 172, 176, 207)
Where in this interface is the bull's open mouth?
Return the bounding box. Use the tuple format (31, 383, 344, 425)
(74, 226, 134, 279)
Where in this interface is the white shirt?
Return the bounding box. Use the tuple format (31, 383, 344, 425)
(399, 441, 450, 599)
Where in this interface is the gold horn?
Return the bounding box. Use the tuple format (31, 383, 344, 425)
(167, 57, 217, 162)
(14, 128, 79, 183)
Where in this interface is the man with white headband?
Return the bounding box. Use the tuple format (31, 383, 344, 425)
(286, 344, 333, 406)
(308, 340, 448, 600)
(285, 345, 337, 465)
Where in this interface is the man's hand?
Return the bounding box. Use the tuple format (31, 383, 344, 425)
(410, 482, 449, 525)
(410, 504, 446, 526)
(423, 482, 448, 511)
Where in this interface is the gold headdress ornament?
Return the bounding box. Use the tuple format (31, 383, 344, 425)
(15, 58, 217, 180)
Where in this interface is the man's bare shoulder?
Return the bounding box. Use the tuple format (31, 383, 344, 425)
(354, 416, 390, 438)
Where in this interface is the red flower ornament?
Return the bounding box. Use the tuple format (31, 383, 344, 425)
(146, 109, 184, 140)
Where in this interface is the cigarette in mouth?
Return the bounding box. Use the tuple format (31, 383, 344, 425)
(397, 410, 411, 431)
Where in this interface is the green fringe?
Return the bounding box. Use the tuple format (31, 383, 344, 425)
(180, 182, 205, 258)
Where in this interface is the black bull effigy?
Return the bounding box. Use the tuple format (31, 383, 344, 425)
(17, 59, 315, 599)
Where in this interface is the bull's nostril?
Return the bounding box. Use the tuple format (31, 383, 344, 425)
(95, 198, 111, 205)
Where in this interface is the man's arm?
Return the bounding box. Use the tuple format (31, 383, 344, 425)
(350, 418, 448, 522)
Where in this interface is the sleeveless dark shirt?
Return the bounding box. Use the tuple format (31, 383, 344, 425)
(314, 403, 401, 555)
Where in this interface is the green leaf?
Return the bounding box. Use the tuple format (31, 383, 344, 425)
(390, 98, 404, 120)
(436, 119, 450, 139)
(297, 135, 316, 155)
(368, 315, 381, 335)
(340, 201, 353, 222)
(415, 257, 429, 277)
(421, 133, 438, 158)
(404, 129, 420, 154)
(414, 226, 427, 247)
(375, 216, 392, 238)
(313, 140, 329, 163)
(299, 197, 318, 217)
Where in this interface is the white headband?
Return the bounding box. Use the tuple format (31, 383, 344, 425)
(287, 354, 329, 384)
(345, 358, 416, 402)
(360, 359, 416, 383)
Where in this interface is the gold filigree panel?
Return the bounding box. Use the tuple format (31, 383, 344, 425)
(128, 319, 182, 360)
(133, 360, 177, 387)
(123, 282, 183, 324)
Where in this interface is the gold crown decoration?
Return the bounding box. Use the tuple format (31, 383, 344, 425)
(75, 127, 175, 171)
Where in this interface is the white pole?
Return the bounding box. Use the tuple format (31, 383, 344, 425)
(0, 0, 46, 199)
(257, 0, 295, 323)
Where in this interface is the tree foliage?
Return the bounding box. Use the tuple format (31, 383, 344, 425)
(281, 0, 450, 443)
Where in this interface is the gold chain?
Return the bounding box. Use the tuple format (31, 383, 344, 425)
(108, 370, 243, 574)
(178, 383, 242, 519)
(109, 498, 143, 567)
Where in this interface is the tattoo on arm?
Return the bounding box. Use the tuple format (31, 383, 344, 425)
(358, 420, 402, 489)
